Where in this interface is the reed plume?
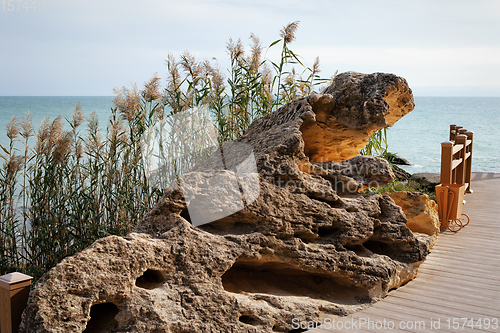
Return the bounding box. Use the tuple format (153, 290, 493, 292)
(280, 21, 299, 44)
(6, 116, 20, 140)
(142, 73, 162, 102)
(249, 33, 262, 73)
(70, 102, 85, 129)
(180, 51, 202, 79)
(6, 154, 24, 176)
(20, 112, 34, 139)
(52, 131, 73, 166)
(113, 84, 140, 123)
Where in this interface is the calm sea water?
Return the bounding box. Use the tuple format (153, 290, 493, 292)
(0, 96, 114, 135)
(387, 97, 500, 174)
(1, 96, 499, 173)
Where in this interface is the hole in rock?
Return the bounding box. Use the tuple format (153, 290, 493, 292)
(310, 195, 344, 209)
(83, 302, 119, 333)
(239, 315, 261, 326)
(317, 226, 340, 238)
(199, 219, 258, 235)
(363, 240, 396, 258)
(135, 269, 167, 289)
(222, 260, 370, 305)
(345, 244, 372, 257)
(198, 211, 267, 236)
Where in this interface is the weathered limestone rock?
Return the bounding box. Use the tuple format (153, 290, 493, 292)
(392, 164, 412, 181)
(410, 172, 441, 192)
(387, 191, 440, 247)
(308, 155, 396, 194)
(303, 71, 414, 161)
(385, 152, 410, 166)
(21, 72, 429, 333)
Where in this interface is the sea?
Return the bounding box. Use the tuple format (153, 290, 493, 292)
(0, 96, 499, 174)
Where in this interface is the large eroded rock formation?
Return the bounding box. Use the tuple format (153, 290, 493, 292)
(21, 72, 433, 333)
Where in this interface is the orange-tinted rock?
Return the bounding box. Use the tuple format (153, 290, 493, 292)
(387, 191, 440, 247)
(301, 72, 414, 162)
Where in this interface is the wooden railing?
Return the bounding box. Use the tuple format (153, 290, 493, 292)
(441, 124, 474, 193)
(0, 272, 33, 333)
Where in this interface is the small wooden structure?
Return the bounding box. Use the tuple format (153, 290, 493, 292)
(437, 124, 474, 232)
(0, 272, 33, 333)
(441, 124, 474, 193)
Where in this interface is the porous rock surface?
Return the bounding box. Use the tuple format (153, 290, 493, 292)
(410, 172, 441, 192)
(21, 72, 430, 333)
(387, 191, 440, 247)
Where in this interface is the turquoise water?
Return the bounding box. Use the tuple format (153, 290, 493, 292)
(0, 96, 114, 144)
(1, 96, 499, 173)
(387, 97, 500, 174)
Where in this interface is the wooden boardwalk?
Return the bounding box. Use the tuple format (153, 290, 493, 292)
(309, 172, 500, 333)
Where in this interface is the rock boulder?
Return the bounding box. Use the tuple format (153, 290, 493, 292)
(21, 72, 430, 333)
(410, 173, 441, 192)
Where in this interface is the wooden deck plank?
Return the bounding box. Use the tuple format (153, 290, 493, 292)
(416, 266, 500, 281)
(424, 252, 500, 262)
(307, 311, 417, 333)
(413, 271, 500, 290)
(418, 254, 500, 269)
(390, 291, 500, 313)
(394, 282, 500, 302)
(372, 299, 499, 333)
(388, 292, 500, 317)
(361, 298, 499, 333)
(360, 303, 471, 333)
(422, 256, 499, 269)
(310, 173, 500, 332)
(431, 237, 500, 248)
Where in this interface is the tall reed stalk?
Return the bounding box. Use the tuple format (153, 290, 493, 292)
(360, 128, 389, 157)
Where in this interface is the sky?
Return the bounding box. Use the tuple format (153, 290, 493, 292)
(1, 0, 499, 96)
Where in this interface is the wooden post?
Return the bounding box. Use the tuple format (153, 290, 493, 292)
(455, 134, 467, 186)
(465, 131, 474, 193)
(457, 128, 468, 184)
(0, 272, 32, 333)
(440, 141, 453, 185)
(454, 125, 463, 140)
(449, 124, 457, 141)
